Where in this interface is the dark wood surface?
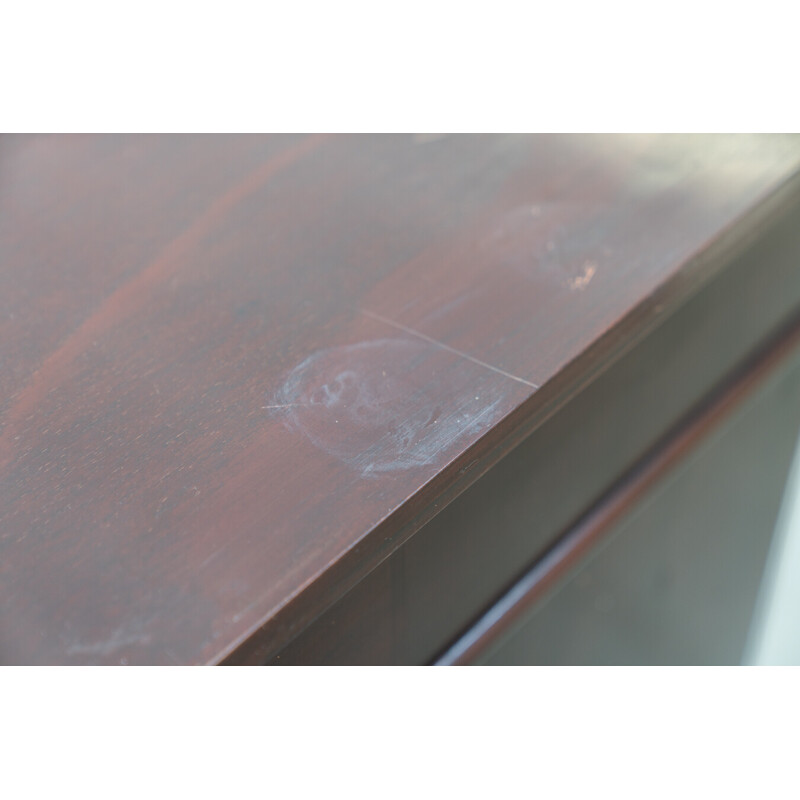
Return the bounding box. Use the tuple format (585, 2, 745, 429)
(2, 134, 799, 665)
(478, 343, 800, 664)
(437, 311, 800, 664)
(265, 210, 800, 665)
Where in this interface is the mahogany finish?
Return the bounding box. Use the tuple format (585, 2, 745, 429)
(1, 134, 799, 664)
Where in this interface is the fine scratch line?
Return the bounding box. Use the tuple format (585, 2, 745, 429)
(262, 403, 314, 410)
(361, 309, 540, 389)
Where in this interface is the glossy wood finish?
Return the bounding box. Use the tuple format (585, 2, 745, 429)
(1, 135, 799, 664)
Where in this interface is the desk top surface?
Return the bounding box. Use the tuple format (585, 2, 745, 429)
(2, 134, 798, 664)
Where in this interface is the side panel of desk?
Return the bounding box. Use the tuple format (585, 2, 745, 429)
(467, 336, 800, 664)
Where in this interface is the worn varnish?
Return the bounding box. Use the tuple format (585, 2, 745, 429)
(1, 134, 799, 664)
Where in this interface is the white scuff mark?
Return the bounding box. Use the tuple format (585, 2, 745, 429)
(65, 629, 153, 658)
(568, 261, 597, 291)
(268, 337, 524, 476)
(231, 598, 264, 624)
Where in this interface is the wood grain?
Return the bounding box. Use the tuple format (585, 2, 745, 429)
(1, 134, 799, 664)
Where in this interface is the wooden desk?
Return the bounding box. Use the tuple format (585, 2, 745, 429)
(2, 134, 799, 665)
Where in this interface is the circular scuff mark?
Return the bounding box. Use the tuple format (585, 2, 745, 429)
(267, 338, 504, 475)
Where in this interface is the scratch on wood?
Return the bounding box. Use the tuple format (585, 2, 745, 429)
(361, 309, 539, 390)
(262, 403, 314, 410)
